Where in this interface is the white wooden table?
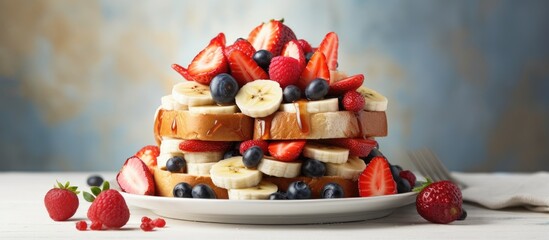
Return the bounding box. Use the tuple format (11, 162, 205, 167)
(1, 172, 547, 239)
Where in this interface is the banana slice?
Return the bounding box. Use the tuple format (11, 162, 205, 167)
(227, 181, 278, 200)
(210, 156, 262, 189)
(160, 138, 185, 155)
(279, 98, 339, 113)
(356, 86, 388, 111)
(235, 80, 283, 118)
(187, 162, 217, 176)
(188, 105, 237, 114)
(161, 95, 189, 111)
(172, 81, 214, 107)
(302, 142, 349, 164)
(184, 151, 224, 163)
(325, 156, 367, 181)
(157, 153, 184, 169)
(257, 157, 302, 178)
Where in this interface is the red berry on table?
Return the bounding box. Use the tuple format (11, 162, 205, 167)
(44, 181, 80, 221)
(318, 32, 339, 71)
(187, 33, 229, 85)
(297, 39, 313, 54)
(141, 216, 152, 223)
(140, 222, 155, 231)
(227, 49, 269, 87)
(282, 40, 306, 69)
(267, 140, 306, 162)
(135, 145, 160, 174)
(269, 56, 302, 88)
(90, 221, 103, 231)
(239, 139, 269, 155)
(116, 156, 156, 195)
(75, 221, 87, 231)
(297, 51, 330, 90)
(342, 90, 365, 112)
(323, 138, 377, 157)
(399, 170, 417, 187)
(358, 156, 397, 197)
(85, 182, 130, 229)
(328, 74, 364, 95)
(179, 140, 232, 152)
(152, 218, 166, 228)
(248, 19, 297, 56)
(416, 180, 463, 224)
(224, 38, 256, 59)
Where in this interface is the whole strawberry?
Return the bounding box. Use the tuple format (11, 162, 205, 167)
(84, 181, 130, 229)
(416, 180, 463, 224)
(44, 181, 80, 221)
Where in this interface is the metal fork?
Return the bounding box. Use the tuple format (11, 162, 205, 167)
(408, 148, 467, 188)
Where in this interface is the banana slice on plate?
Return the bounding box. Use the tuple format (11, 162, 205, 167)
(184, 151, 224, 163)
(187, 162, 217, 176)
(227, 181, 278, 200)
(188, 105, 238, 114)
(257, 157, 302, 178)
(172, 81, 214, 107)
(161, 95, 189, 111)
(235, 80, 283, 118)
(302, 142, 349, 164)
(210, 156, 262, 189)
(279, 98, 339, 113)
(325, 156, 366, 180)
(356, 86, 388, 111)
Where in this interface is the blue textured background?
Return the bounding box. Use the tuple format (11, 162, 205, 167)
(1, 0, 548, 172)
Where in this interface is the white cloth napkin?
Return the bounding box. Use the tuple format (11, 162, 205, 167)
(452, 172, 549, 212)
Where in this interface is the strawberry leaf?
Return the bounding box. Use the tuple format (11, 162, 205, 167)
(102, 181, 110, 191)
(91, 186, 101, 196)
(412, 178, 433, 192)
(56, 181, 64, 189)
(83, 191, 96, 202)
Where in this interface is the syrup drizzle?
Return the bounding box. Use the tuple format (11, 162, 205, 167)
(154, 109, 165, 146)
(206, 120, 223, 136)
(171, 116, 178, 135)
(294, 100, 310, 134)
(258, 115, 274, 139)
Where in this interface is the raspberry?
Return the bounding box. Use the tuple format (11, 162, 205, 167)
(75, 221, 87, 231)
(342, 90, 365, 112)
(399, 170, 417, 187)
(140, 222, 155, 231)
(141, 216, 152, 223)
(90, 221, 103, 231)
(269, 56, 302, 88)
(87, 189, 130, 229)
(152, 218, 166, 228)
(239, 140, 269, 155)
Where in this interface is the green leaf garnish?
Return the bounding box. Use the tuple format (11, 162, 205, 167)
(102, 181, 110, 191)
(90, 186, 101, 196)
(83, 192, 96, 202)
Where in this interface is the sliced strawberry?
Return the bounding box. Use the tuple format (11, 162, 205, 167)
(297, 51, 330, 90)
(358, 156, 397, 197)
(323, 138, 377, 157)
(248, 19, 297, 56)
(187, 33, 228, 85)
(239, 139, 269, 155)
(282, 40, 306, 70)
(328, 74, 364, 95)
(171, 64, 194, 81)
(179, 140, 232, 152)
(318, 32, 339, 71)
(297, 39, 313, 54)
(227, 50, 268, 86)
(134, 145, 159, 174)
(116, 156, 155, 195)
(267, 140, 306, 162)
(224, 38, 256, 59)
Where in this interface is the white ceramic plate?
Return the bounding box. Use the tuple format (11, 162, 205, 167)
(121, 192, 417, 225)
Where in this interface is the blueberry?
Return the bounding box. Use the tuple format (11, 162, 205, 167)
(283, 85, 301, 103)
(390, 164, 402, 180)
(223, 149, 240, 159)
(321, 183, 344, 199)
(305, 52, 314, 63)
(210, 73, 239, 104)
(242, 146, 263, 168)
(166, 156, 185, 172)
(286, 181, 312, 199)
(301, 158, 326, 177)
(396, 177, 411, 193)
(304, 78, 329, 101)
(191, 184, 217, 199)
(458, 208, 467, 221)
(173, 182, 193, 198)
(253, 50, 273, 72)
(87, 175, 104, 187)
(269, 192, 288, 200)
(360, 148, 384, 164)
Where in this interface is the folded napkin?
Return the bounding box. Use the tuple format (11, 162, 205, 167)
(452, 172, 549, 212)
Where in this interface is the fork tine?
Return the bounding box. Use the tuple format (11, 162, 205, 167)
(408, 148, 467, 188)
(408, 150, 434, 181)
(416, 149, 444, 182)
(423, 148, 454, 181)
(419, 148, 449, 182)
